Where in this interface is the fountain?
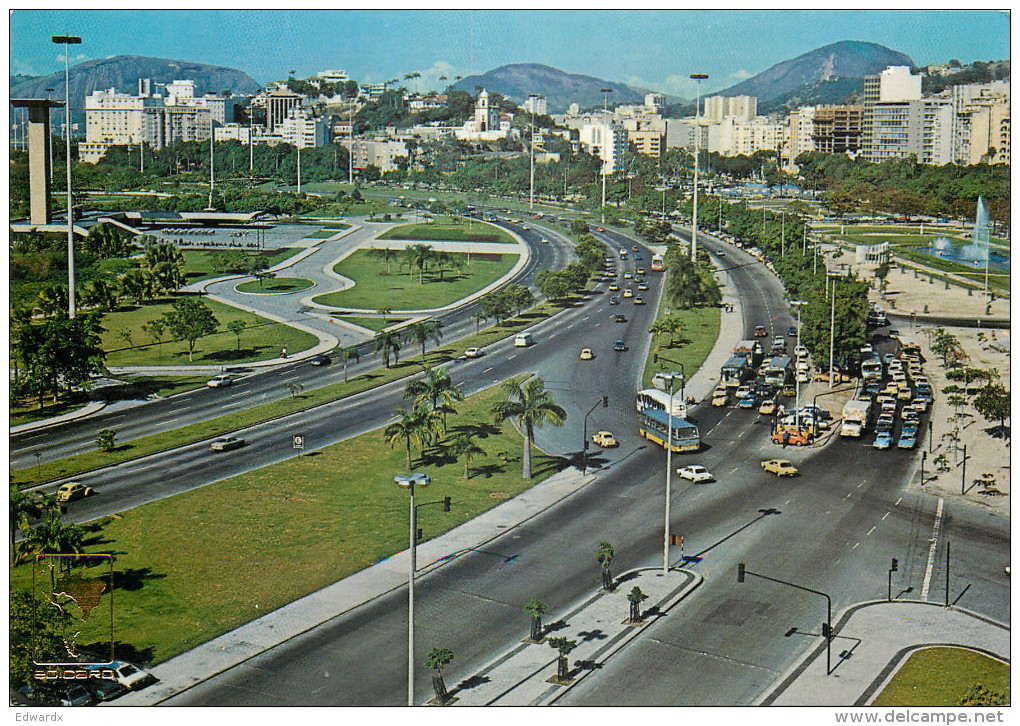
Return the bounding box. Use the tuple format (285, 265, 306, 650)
(960, 196, 991, 263)
(923, 197, 1008, 274)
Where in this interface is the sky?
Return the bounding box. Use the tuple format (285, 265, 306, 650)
(9, 8, 1011, 98)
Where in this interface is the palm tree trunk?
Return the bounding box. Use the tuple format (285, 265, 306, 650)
(464, 456, 470, 480)
(405, 438, 412, 470)
(523, 434, 532, 479)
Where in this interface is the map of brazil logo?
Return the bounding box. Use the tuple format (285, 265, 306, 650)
(32, 553, 116, 675)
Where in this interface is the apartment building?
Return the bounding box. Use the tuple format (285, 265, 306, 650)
(265, 86, 302, 133)
(578, 120, 628, 173)
(522, 95, 547, 116)
(703, 95, 757, 123)
(340, 137, 409, 173)
(279, 108, 326, 148)
(862, 66, 922, 162)
(628, 129, 663, 158)
(811, 105, 863, 155)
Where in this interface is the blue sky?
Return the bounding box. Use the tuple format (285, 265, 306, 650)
(10, 9, 1010, 97)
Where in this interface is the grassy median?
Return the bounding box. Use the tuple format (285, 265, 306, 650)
(872, 647, 1009, 706)
(10, 375, 567, 665)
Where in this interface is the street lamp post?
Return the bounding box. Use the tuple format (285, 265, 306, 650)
(52, 34, 81, 318)
(690, 74, 708, 263)
(296, 141, 301, 195)
(582, 395, 609, 476)
(528, 95, 537, 211)
(655, 354, 685, 573)
(45, 87, 56, 186)
(791, 300, 808, 432)
(600, 88, 612, 225)
(828, 273, 837, 389)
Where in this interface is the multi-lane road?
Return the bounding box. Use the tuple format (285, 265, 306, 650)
(15, 216, 1009, 706)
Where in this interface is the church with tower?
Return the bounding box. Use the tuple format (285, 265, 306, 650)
(455, 89, 515, 141)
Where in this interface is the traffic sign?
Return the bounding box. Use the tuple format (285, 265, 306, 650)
(293, 435, 304, 450)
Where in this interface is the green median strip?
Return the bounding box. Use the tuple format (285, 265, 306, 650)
(872, 646, 1009, 706)
(13, 294, 590, 489)
(10, 374, 567, 665)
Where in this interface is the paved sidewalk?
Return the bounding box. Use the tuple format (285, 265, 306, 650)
(759, 601, 1010, 706)
(447, 568, 700, 706)
(9, 400, 107, 435)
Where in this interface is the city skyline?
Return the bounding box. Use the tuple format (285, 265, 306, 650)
(10, 9, 1011, 99)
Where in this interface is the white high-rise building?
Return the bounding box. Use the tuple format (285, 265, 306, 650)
(578, 120, 628, 173)
(280, 108, 326, 148)
(523, 95, 547, 116)
(703, 95, 757, 123)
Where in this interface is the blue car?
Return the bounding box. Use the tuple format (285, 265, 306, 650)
(873, 431, 893, 449)
(897, 430, 917, 449)
(739, 395, 756, 409)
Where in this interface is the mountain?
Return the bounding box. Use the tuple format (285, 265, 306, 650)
(10, 54, 261, 124)
(758, 77, 865, 114)
(717, 40, 913, 103)
(451, 63, 684, 113)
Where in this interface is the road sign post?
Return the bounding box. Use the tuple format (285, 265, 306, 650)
(293, 435, 304, 450)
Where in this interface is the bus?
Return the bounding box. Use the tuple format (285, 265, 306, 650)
(636, 389, 687, 419)
(721, 355, 751, 388)
(649, 254, 665, 271)
(764, 355, 792, 388)
(639, 408, 700, 452)
(861, 355, 883, 383)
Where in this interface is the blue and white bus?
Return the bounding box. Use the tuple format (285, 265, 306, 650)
(636, 388, 687, 419)
(639, 408, 700, 452)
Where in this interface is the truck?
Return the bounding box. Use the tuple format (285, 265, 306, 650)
(841, 399, 871, 438)
(733, 339, 755, 359)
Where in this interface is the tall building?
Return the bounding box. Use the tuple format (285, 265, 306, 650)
(703, 95, 757, 123)
(784, 106, 815, 167)
(811, 105, 863, 155)
(279, 108, 326, 148)
(579, 120, 628, 173)
(522, 95, 547, 116)
(265, 86, 302, 133)
(628, 129, 663, 159)
(862, 66, 922, 162)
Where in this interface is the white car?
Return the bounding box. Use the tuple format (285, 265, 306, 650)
(87, 660, 156, 691)
(207, 373, 232, 388)
(794, 345, 808, 358)
(796, 359, 810, 372)
(464, 347, 484, 358)
(677, 465, 713, 483)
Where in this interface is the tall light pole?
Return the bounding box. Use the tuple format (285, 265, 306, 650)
(249, 102, 254, 174)
(348, 97, 355, 186)
(791, 300, 808, 432)
(407, 479, 417, 706)
(600, 88, 612, 225)
(690, 73, 708, 263)
(45, 88, 56, 186)
(53, 34, 81, 318)
(781, 211, 785, 257)
(654, 356, 685, 574)
(296, 140, 301, 195)
(528, 94, 537, 210)
(208, 125, 215, 210)
(828, 273, 838, 390)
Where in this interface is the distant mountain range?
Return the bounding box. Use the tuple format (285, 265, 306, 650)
(10, 55, 261, 125)
(451, 63, 684, 113)
(717, 40, 914, 109)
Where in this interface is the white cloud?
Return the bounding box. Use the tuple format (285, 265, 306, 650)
(55, 52, 88, 65)
(11, 59, 40, 77)
(728, 69, 752, 81)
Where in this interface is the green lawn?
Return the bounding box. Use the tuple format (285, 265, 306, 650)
(101, 297, 318, 366)
(642, 279, 722, 390)
(9, 375, 567, 665)
(181, 247, 303, 284)
(379, 218, 517, 245)
(312, 249, 518, 310)
(10, 392, 92, 428)
(872, 647, 1009, 706)
(235, 277, 315, 294)
(336, 315, 408, 332)
(304, 228, 349, 239)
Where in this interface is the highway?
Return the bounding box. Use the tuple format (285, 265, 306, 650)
(156, 227, 1006, 707)
(11, 218, 575, 469)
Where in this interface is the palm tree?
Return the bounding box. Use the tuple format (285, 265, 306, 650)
(425, 647, 454, 704)
(370, 246, 399, 276)
(385, 409, 422, 471)
(404, 365, 463, 435)
(447, 432, 485, 480)
(492, 376, 566, 479)
(34, 285, 68, 318)
(339, 345, 360, 382)
(470, 310, 487, 334)
(9, 486, 41, 560)
(547, 637, 578, 682)
(523, 596, 547, 642)
(596, 541, 615, 591)
(407, 319, 443, 360)
(374, 329, 402, 368)
(17, 507, 86, 567)
(627, 586, 649, 622)
(404, 243, 434, 284)
(647, 319, 671, 351)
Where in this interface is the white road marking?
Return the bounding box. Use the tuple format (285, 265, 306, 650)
(895, 497, 902, 506)
(882, 512, 890, 520)
(844, 492, 852, 500)
(852, 542, 859, 550)
(483, 366, 494, 373)
(920, 497, 945, 601)
(867, 526, 876, 536)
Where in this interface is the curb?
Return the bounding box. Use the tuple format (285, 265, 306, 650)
(9, 400, 109, 435)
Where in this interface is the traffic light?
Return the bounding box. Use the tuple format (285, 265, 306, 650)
(602, 395, 609, 408)
(821, 622, 832, 639)
(416, 527, 423, 541)
(443, 496, 451, 512)
(737, 563, 745, 583)
(890, 558, 898, 572)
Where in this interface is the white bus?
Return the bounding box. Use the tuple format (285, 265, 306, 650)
(636, 388, 687, 420)
(650, 254, 665, 271)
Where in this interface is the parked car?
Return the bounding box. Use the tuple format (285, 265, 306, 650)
(86, 679, 129, 703)
(56, 481, 94, 502)
(86, 660, 156, 691)
(210, 435, 245, 452)
(60, 684, 95, 707)
(613, 339, 628, 352)
(761, 459, 798, 477)
(464, 347, 484, 358)
(207, 373, 233, 388)
(591, 431, 618, 448)
(310, 353, 331, 366)
(394, 472, 431, 487)
(677, 465, 713, 483)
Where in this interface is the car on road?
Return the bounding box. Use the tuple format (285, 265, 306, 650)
(56, 482, 95, 502)
(897, 429, 917, 449)
(622, 289, 633, 298)
(794, 345, 808, 358)
(623, 271, 633, 279)
(637, 282, 648, 290)
(712, 391, 728, 406)
(597, 227, 604, 232)
(761, 459, 798, 477)
(873, 431, 893, 449)
(632, 245, 639, 252)
(787, 326, 797, 336)
(636, 267, 646, 275)
(608, 296, 619, 305)
(739, 395, 756, 409)
(613, 339, 628, 352)
(759, 398, 777, 415)
(613, 314, 627, 323)
(207, 373, 233, 388)
(580, 348, 594, 360)
(754, 325, 767, 337)
(210, 435, 245, 452)
(394, 472, 430, 487)
(796, 359, 810, 372)
(633, 297, 645, 305)
(464, 347, 484, 359)
(608, 283, 620, 291)
(678, 465, 714, 483)
(735, 384, 751, 399)
(310, 353, 331, 366)
(591, 431, 618, 448)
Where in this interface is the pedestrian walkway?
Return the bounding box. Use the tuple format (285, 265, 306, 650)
(9, 400, 107, 435)
(758, 600, 1010, 706)
(446, 568, 700, 706)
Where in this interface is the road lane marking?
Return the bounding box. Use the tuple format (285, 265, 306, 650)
(920, 497, 945, 601)
(484, 366, 494, 373)
(867, 526, 876, 536)
(895, 497, 902, 506)
(882, 512, 890, 520)
(852, 542, 859, 550)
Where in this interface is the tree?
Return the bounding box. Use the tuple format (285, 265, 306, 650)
(226, 319, 247, 351)
(404, 365, 464, 435)
(404, 243, 434, 284)
(142, 240, 186, 295)
(523, 596, 547, 642)
(570, 219, 590, 236)
(95, 428, 117, 452)
(161, 296, 219, 362)
(874, 262, 890, 293)
(385, 408, 422, 471)
(34, 284, 68, 318)
(339, 345, 360, 382)
(370, 246, 399, 275)
(447, 432, 485, 480)
(470, 310, 487, 333)
(492, 376, 567, 479)
(17, 507, 87, 566)
(407, 319, 443, 360)
(26, 314, 106, 404)
(374, 329, 402, 368)
(143, 318, 167, 357)
(546, 637, 578, 682)
(10, 589, 74, 692)
(972, 382, 1010, 438)
(596, 541, 615, 591)
(627, 586, 649, 622)
(9, 486, 41, 559)
(425, 647, 454, 704)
